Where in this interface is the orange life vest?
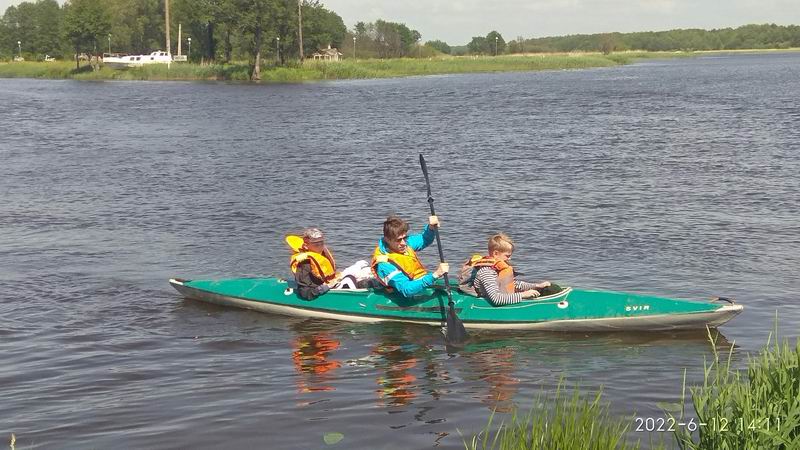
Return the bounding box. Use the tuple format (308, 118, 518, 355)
(370, 243, 428, 288)
(286, 235, 337, 282)
(465, 254, 515, 294)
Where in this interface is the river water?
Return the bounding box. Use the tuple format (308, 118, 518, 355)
(1, 52, 798, 449)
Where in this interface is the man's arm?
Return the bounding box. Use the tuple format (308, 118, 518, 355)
(407, 224, 436, 251)
(375, 261, 436, 298)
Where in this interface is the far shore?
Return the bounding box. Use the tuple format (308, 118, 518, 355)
(0, 48, 796, 82)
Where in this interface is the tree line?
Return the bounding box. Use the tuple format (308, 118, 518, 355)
(2, 1, 799, 68)
(453, 24, 800, 55)
(0, 0, 350, 77)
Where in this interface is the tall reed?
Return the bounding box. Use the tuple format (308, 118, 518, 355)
(463, 380, 658, 450)
(669, 326, 800, 449)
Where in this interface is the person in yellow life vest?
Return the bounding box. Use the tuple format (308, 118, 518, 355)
(287, 228, 341, 300)
(371, 215, 449, 298)
(458, 233, 561, 306)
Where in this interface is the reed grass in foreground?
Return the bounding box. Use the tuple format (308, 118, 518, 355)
(0, 51, 688, 82)
(463, 381, 662, 450)
(669, 327, 800, 450)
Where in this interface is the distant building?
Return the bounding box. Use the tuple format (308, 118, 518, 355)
(312, 44, 343, 62)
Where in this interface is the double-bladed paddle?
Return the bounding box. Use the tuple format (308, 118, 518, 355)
(419, 154, 468, 345)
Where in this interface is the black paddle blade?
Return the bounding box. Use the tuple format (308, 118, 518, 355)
(445, 305, 468, 346)
(419, 154, 433, 199)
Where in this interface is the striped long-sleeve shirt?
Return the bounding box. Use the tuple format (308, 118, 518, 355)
(473, 267, 538, 306)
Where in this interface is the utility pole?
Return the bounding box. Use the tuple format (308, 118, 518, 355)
(297, 0, 304, 61)
(165, 0, 171, 54)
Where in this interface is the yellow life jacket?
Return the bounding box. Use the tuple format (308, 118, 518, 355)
(461, 254, 515, 294)
(370, 243, 428, 288)
(286, 235, 337, 282)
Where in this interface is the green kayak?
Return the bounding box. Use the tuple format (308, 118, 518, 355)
(169, 277, 742, 331)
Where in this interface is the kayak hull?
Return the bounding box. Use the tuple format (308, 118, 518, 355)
(170, 277, 742, 331)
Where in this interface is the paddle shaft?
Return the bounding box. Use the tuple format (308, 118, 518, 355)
(426, 198, 453, 298)
(419, 154, 467, 345)
(419, 155, 453, 303)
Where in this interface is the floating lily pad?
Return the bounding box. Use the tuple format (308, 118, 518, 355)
(323, 432, 344, 445)
(657, 401, 683, 412)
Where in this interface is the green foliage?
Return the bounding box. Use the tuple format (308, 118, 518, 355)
(235, 0, 278, 77)
(301, 2, 346, 57)
(467, 31, 505, 55)
(62, 0, 111, 59)
(519, 24, 800, 53)
(108, 0, 166, 54)
(4, 0, 798, 64)
(486, 31, 505, 55)
(345, 19, 421, 59)
(669, 327, 800, 450)
(426, 39, 451, 54)
(463, 380, 660, 450)
(171, 0, 240, 62)
(0, 0, 64, 59)
(467, 36, 487, 55)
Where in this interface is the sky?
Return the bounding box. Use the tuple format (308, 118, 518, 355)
(2, 0, 799, 45)
(321, 0, 800, 44)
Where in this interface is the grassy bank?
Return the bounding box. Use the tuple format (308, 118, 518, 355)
(463, 381, 664, 450)
(0, 51, 687, 82)
(669, 329, 800, 449)
(465, 329, 799, 450)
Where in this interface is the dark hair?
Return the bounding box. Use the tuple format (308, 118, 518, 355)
(383, 215, 409, 241)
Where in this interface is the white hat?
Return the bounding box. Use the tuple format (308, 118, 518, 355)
(302, 228, 325, 243)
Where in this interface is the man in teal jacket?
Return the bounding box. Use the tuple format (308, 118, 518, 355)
(370, 215, 449, 298)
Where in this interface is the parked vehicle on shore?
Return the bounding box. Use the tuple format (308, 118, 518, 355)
(103, 51, 172, 69)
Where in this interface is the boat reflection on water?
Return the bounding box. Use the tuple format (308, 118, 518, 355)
(288, 320, 446, 407)
(462, 345, 520, 412)
(290, 323, 342, 393)
(372, 342, 419, 406)
(286, 319, 734, 413)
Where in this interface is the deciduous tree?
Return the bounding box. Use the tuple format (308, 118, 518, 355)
(63, 0, 111, 69)
(425, 39, 450, 54)
(236, 0, 277, 80)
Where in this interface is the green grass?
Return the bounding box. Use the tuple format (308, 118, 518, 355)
(463, 380, 663, 450)
(0, 60, 78, 78)
(669, 326, 800, 449)
(0, 51, 690, 82)
(464, 324, 798, 450)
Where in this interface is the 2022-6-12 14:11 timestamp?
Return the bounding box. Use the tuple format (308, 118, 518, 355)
(634, 416, 782, 432)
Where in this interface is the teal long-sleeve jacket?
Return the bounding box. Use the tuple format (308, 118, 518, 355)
(373, 224, 438, 297)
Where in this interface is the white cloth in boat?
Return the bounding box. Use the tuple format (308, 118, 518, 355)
(333, 260, 373, 290)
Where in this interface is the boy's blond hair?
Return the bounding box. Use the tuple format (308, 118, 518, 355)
(488, 233, 514, 254)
